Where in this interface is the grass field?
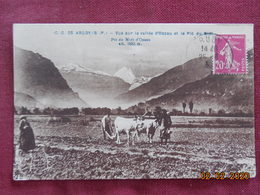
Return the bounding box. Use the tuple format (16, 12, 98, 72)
(13, 115, 256, 180)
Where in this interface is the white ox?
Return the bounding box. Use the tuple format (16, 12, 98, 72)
(114, 116, 142, 145)
(137, 119, 159, 143)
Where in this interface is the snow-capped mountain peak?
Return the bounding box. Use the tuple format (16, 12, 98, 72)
(114, 67, 136, 84)
(129, 76, 152, 90)
(60, 63, 87, 72)
(59, 63, 111, 76)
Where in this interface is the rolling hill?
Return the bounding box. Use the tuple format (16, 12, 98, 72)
(14, 47, 88, 108)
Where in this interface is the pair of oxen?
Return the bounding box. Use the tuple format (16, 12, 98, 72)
(101, 116, 171, 145)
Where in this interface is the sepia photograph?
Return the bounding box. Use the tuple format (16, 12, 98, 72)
(13, 24, 255, 180)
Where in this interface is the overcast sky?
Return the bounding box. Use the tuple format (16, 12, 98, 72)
(13, 24, 253, 76)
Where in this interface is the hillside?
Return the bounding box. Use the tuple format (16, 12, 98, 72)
(147, 50, 254, 113)
(116, 57, 212, 106)
(14, 92, 44, 108)
(14, 47, 88, 108)
(60, 70, 130, 108)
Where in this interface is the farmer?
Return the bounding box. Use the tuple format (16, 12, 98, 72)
(18, 116, 36, 152)
(154, 110, 163, 126)
(160, 110, 172, 143)
(189, 101, 194, 113)
(101, 113, 114, 140)
(182, 102, 186, 113)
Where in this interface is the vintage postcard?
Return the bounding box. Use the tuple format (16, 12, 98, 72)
(13, 24, 255, 180)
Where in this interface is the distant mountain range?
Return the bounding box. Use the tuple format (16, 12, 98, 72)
(14, 47, 253, 113)
(14, 47, 88, 108)
(60, 68, 130, 108)
(116, 57, 212, 107)
(59, 63, 111, 76)
(112, 66, 152, 89)
(60, 65, 153, 107)
(113, 67, 136, 84)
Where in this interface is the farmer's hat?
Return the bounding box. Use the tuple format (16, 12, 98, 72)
(19, 115, 26, 120)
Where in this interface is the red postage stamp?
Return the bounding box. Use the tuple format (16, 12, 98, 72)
(214, 34, 247, 74)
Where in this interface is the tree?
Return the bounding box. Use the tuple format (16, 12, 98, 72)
(138, 102, 145, 108)
(82, 107, 111, 115)
(33, 107, 41, 115)
(43, 107, 52, 115)
(60, 107, 79, 115)
(116, 107, 122, 115)
(20, 106, 31, 115)
(218, 109, 226, 116)
(172, 108, 182, 115)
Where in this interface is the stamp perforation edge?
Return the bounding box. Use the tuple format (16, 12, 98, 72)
(213, 34, 248, 75)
